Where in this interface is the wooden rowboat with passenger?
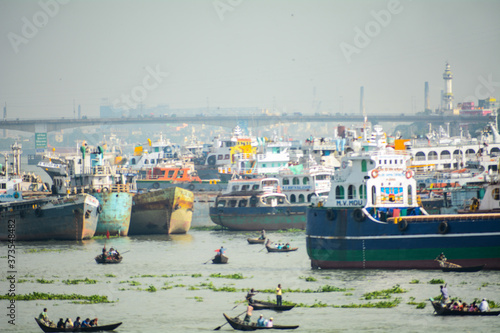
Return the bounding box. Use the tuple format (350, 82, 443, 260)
(251, 300, 295, 311)
(430, 301, 500, 316)
(247, 238, 266, 244)
(222, 313, 299, 330)
(35, 318, 122, 332)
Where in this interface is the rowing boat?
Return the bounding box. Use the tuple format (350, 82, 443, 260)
(265, 245, 298, 253)
(430, 301, 500, 316)
(222, 313, 299, 330)
(247, 238, 266, 244)
(212, 254, 229, 264)
(94, 254, 122, 264)
(35, 318, 122, 332)
(251, 300, 295, 311)
(441, 264, 485, 272)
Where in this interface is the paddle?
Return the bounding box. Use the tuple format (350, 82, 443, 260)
(203, 257, 213, 264)
(214, 310, 246, 330)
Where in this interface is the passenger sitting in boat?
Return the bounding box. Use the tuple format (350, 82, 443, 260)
(73, 317, 81, 328)
(57, 318, 65, 328)
(81, 318, 91, 327)
(285, 243, 290, 249)
(468, 302, 478, 312)
(479, 299, 490, 312)
(266, 317, 273, 327)
(219, 246, 225, 256)
(452, 302, 459, 310)
(461, 302, 467, 311)
(437, 252, 447, 262)
(65, 318, 73, 328)
(257, 314, 265, 327)
(90, 318, 98, 326)
(38, 308, 49, 324)
(102, 246, 107, 259)
(109, 248, 117, 256)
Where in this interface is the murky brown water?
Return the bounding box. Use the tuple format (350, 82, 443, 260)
(1, 226, 499, 333)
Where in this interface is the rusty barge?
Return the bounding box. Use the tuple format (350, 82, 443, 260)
(129, 187, 194, 235)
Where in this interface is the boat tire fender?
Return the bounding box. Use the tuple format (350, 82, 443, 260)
(326, 209, 336, 221)
(438, 221, 449, 234)
(397, 219, 408, 232)
(188, 183, 195, 191)
(153, 182, 160, 189)
(207, 155, 216, 166)
(97, 206, 103, 214)
(353, 208, 365, 222)
(35, 207, 43, 217)
(285, 209, 291, 216)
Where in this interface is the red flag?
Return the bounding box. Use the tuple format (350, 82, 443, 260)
(106, 230, 110, 239)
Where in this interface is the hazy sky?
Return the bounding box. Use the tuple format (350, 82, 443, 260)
(1, 0, 499, 119)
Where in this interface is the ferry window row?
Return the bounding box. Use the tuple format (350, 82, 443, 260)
(412, 148, 498, 161)
(230, 184, 261, 192)
(282, 177, 310, 185)
(376, 159, 404, 166)
(335, 185, 367, 200)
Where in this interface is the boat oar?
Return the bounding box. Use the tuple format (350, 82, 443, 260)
(214, 310, 246, 331)
(203, 257, 214, 264)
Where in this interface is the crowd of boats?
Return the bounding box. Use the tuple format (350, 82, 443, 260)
(2, 118, 500, 272)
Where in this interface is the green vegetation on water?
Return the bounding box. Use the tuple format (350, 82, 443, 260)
(210, 273, 245, 279)
(0, 292, 113, 303)
(363, 285, 407, 300)
(36, 278, 55, 284)
(429, 278, 445, 284)
(63, 278, 97, 285)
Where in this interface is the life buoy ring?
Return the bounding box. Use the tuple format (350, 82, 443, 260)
(164, 146, 172, 154)
(153, 182, 160, 189)
(371, 169, 379, 178)
(188, 184, 195, 191)
(326, 209, 336, 221)
(13, 192, 20, 199)
(397, 219, 408, 231)
(207, 155, 216, 166)
(438, 221, 449, 234)
(353, 208, 365, 222)
(405, 170, 413, 179)
(102, 187, 109, 192)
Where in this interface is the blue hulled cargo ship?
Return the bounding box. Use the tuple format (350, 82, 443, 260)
(306, 125, 500, 270)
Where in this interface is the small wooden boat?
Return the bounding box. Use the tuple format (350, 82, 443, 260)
(265, 245, 298, 253)
(441, 264, 485, 272)
(430, 301, 500, 316)
(223, 313, 299, 331)
(435, 257, 485, 272)
(247, 238, 266, 245)
(212, 254, 229, 264)
(251, 300, 295, 311)
(94, 254, 122, 264)
(35, 318, 122, 332)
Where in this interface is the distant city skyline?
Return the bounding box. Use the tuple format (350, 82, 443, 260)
(1, 0, 499, 119)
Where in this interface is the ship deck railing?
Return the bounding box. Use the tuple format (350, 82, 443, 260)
(387, 213, 500, 223)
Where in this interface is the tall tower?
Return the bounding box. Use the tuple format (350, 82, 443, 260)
(424, 81, 430, 112)
(442, 62, 453, 111)
(360, 86, 365, 115)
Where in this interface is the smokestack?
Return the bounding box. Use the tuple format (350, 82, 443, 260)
(78, 104, 81, 119)
(424, 82, 430, 111)
(360, 86, 365, 115)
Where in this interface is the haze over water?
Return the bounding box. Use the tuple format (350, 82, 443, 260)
(1, 226, 499, 332)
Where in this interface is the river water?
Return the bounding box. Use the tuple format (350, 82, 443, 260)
(1, 215, 499, 333)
